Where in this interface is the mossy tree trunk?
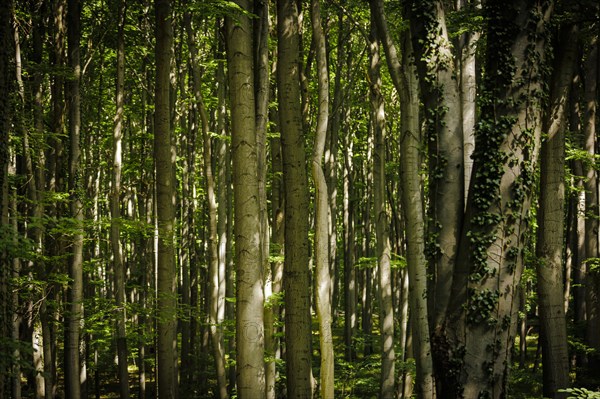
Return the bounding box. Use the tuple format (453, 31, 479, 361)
(443, 2, 553, 397)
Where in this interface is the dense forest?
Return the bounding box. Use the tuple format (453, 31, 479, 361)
(0, 0, 599, 398)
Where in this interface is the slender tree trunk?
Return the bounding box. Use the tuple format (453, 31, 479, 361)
(215, 19, 232, 394)
(457, 0, 480, 203)
(65, 0, 83, 396)
(311, 0, 334, 397)
(183, 11, 228, 398)
(111, 1, 130, 397)
(0, 4, 8, 395)
(327, 9, 344, 322)
(371, 0, 435, 396)
(343, 136, 357, 362)
(369, 18, 394, 398)
(277, 0, 314, 396)
(253, 3, 274, 397)
(407, 0, 464, 332)
(583, 34, 599, 368)
(400, 33, 436, 399)
(536, 22, 578, 398)
(226, 2, 266, 396)
(154, 0, 178, 397)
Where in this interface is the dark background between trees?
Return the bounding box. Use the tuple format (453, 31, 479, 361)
(0, 0, 599, 398)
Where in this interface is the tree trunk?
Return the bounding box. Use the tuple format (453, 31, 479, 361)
(583, 34, 599, 369)
(253, 3, 273, 397)
(0, 1, 11, 396)
(111, 1, 130, 397)
(226, 1, 266, 396)
(371, 0, 435, 396)
(407, 0, 464, 331)
(277, 0, 314, 396)
(536, 22, 578, 398)
(457, 0, 480, 203)
(183, 10, 228, 398)
(444, 2, 553, 397)
(369, 17, 395, 398)
(154, 0, 178, 397)
(215, 19, 232, 394)
(311, 0, 334, 397)
(65, 0, 84, 396)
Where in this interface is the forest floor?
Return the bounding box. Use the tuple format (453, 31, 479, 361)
(70, 321, 600, 398)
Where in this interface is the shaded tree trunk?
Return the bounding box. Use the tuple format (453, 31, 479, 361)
(407, 0, 464, 331)
(583, 34, 599, 368)
(154, 0, 178, 397)
(65, 0, 84, 396)
(370, 0, 435, 396)
(369, 17, 394, 398)
(535, 22, 578, 398)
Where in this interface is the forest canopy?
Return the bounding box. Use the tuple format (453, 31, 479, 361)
(0, 0, 599, 398)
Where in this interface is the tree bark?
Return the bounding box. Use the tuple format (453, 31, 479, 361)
(457, 0, 480, 203)
(64, 0, 84, 396)
(311, 0, 334, 397)
(0, 0, 12, 391)
(444, 2, 553, 397)
(111, 1, 130, 397)
(277, 0, 314, 396)
(407, 0, 464, 331)
(369, 17, 395, 398)
(226, 1, 266, 396)
(370, 1, 435, 396)
(154, 0, 178, 397)
(536, 22, 578, 398)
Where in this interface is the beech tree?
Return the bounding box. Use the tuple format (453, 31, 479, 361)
(277, 0, 314, 396)
(226, 1, 266, 397)
(155, 0, 178, 397)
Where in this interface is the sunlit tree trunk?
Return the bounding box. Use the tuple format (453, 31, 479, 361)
(457, 0, 480, 203)
(154, 0, 178, 397)
(536, 22, 578, 398)
(64, 0, 84, 396)
(226, 1, 266, 396)
(111, 1, 130, 397)
(369, 17, 394, 398)
(253, 3, 274, 397)
(215, 19, 232, 393)
(30, 4, 47, 397)
(277, 0, 314, 396)
(444, 2, 553, 397)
